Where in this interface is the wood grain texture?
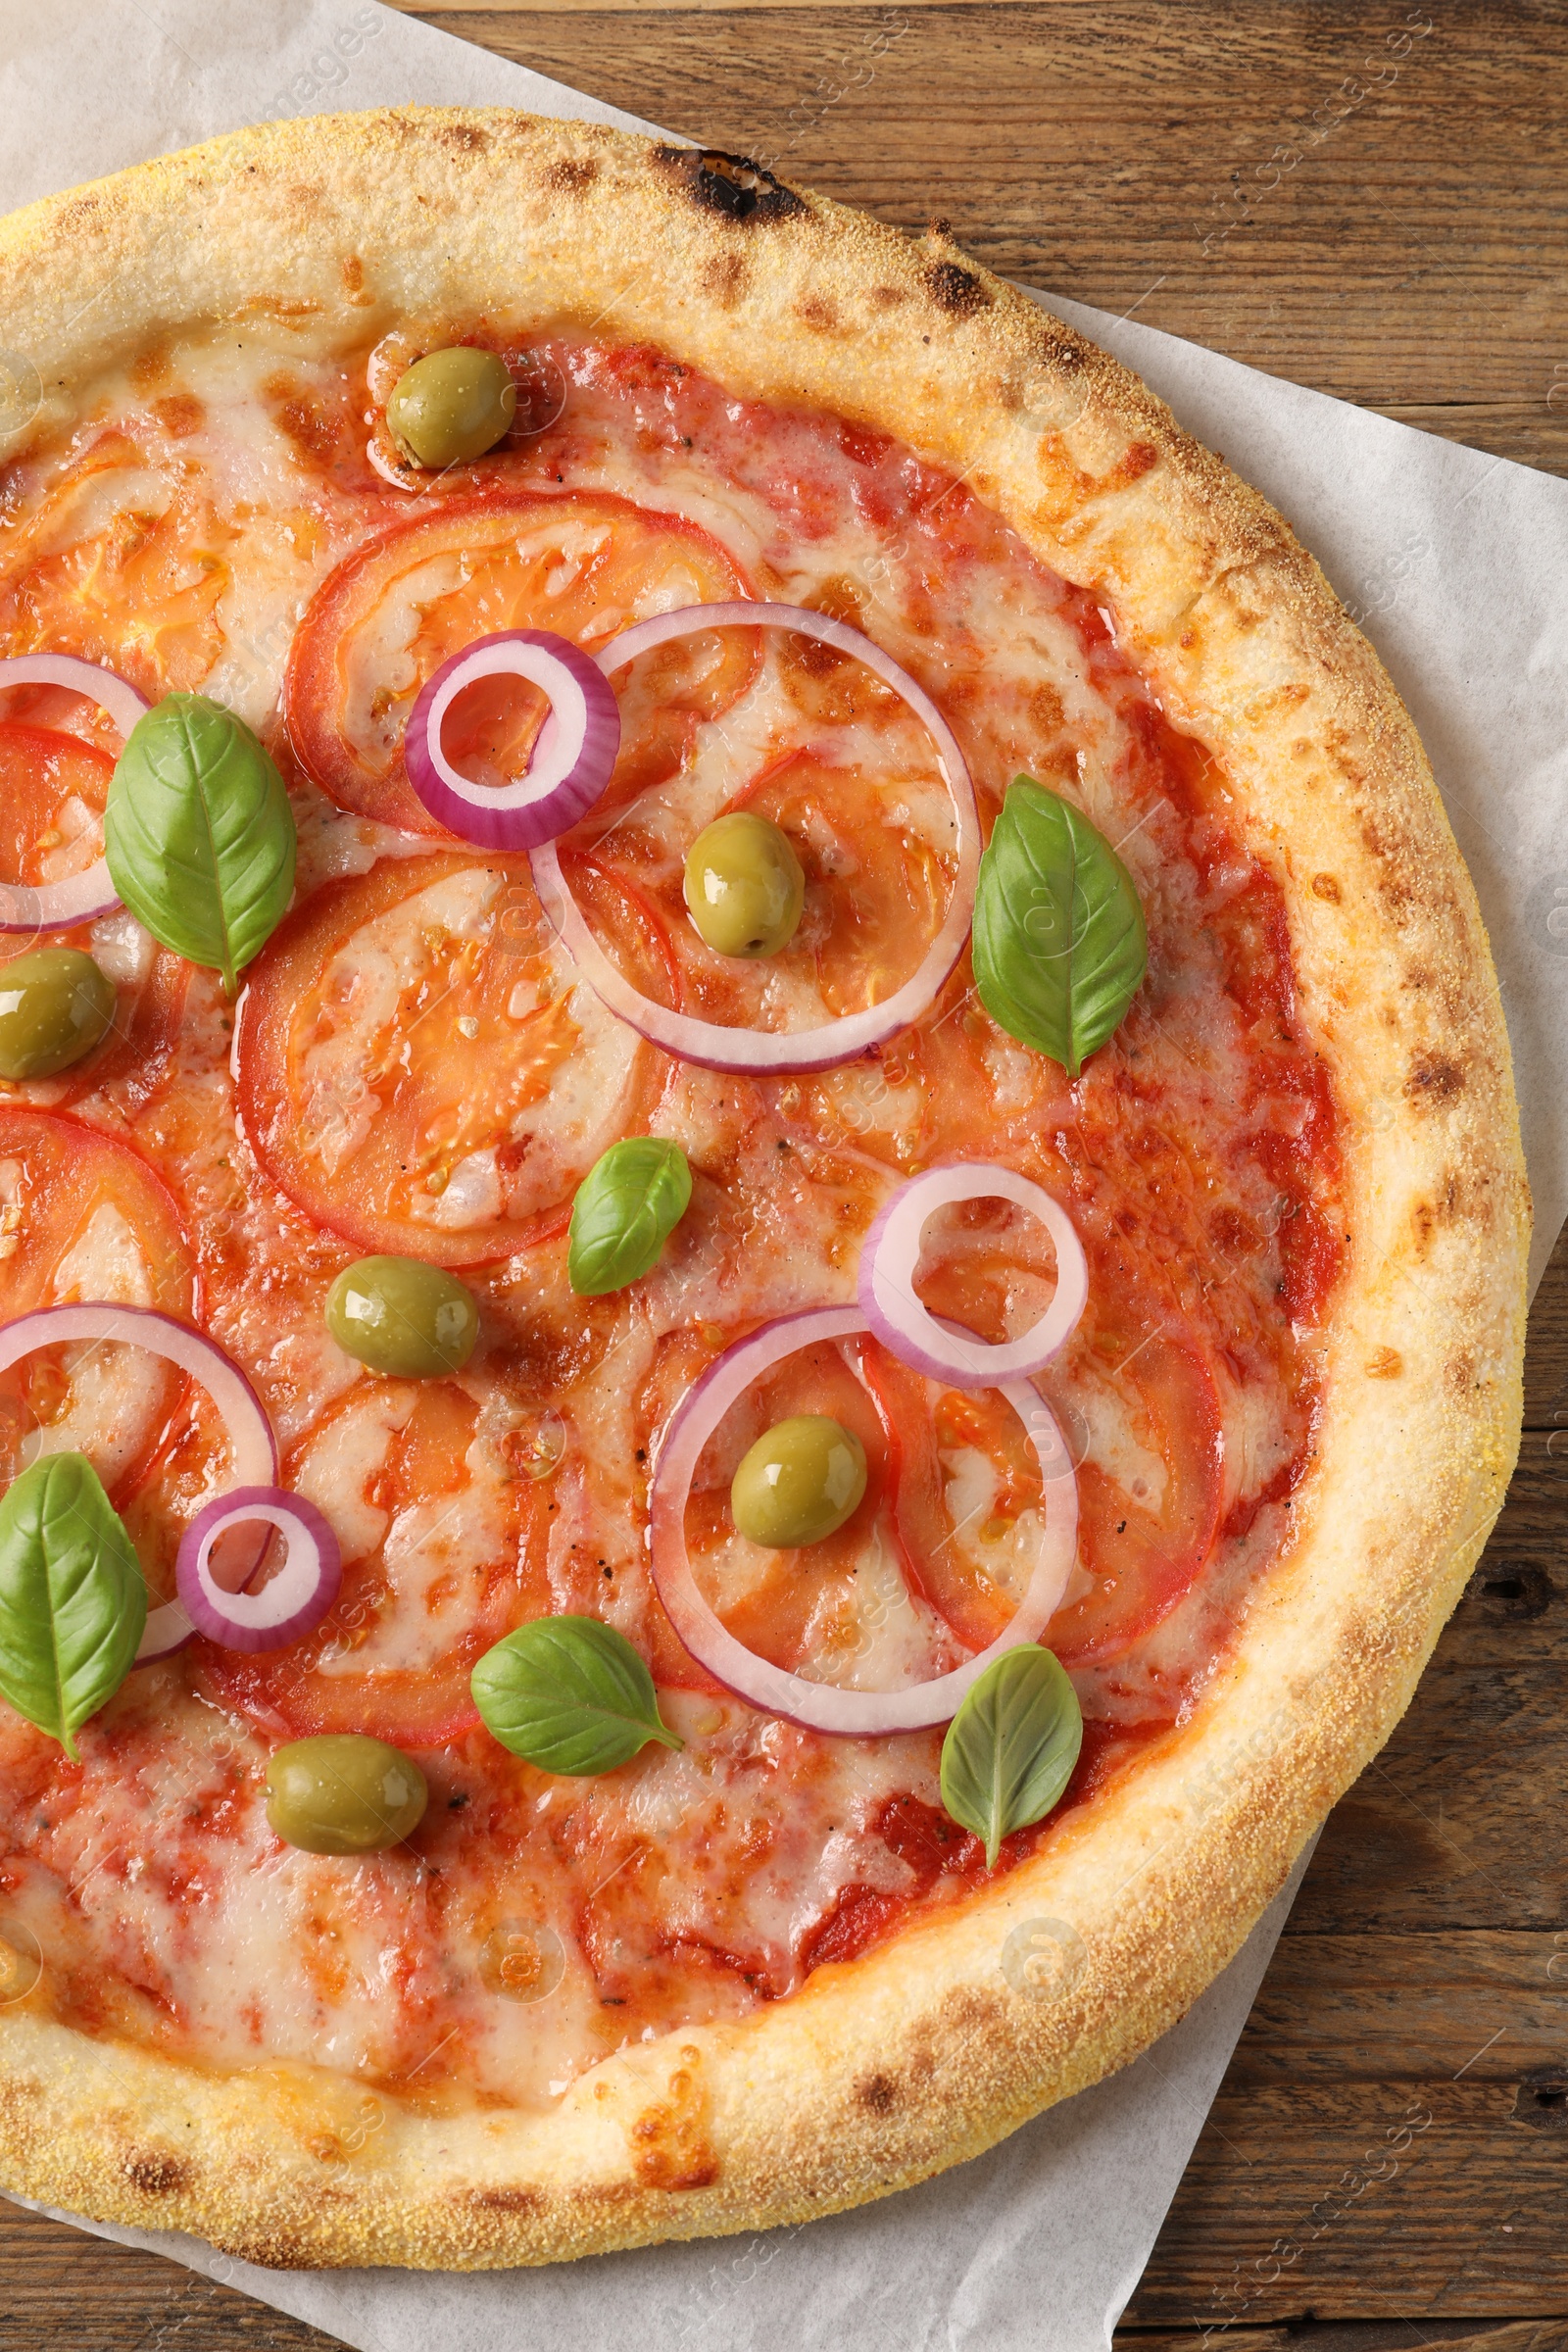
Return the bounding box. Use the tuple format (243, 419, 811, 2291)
(5, 4, 1565, 2347)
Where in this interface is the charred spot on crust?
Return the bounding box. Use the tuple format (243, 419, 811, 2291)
(700, 253, 751, 310)
(654, 146, 806, 224)
(797, 293, 840, 333)
(124, 2150, 192, 2197)
(923, 261, 991, 318)
(545, 157, 599, 195)
(470, 2186, 543, 2214)
(438, 123, 489, 154)
(857, 2072, 898, 2115)
(1406, 1051, 1464, 1106)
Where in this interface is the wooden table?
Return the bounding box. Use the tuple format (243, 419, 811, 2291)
(4, 5, 1565, 2345)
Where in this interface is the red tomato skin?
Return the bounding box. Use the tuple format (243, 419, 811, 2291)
(232, 850, 669, 1268)
(282, 487, 757, 837)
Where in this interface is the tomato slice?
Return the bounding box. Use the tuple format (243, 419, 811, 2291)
(0, 428, 235, 700)
(648, 1324, 1056, 1694)
(1039, 1331, 1224, 1668)
(0, 722, 113, 890)
(234, 850, 671, 1266)
(680, 1335, 902, 1677)
(0, 1105, 197, 1513)
(199, 1376, 555, 1744)
(881, 1196, 1226, 1668)
(283, 489, 758, 836)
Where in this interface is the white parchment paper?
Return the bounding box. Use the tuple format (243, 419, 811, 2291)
(1, 2, 1564, 2346)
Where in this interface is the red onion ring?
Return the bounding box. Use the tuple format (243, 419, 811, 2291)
(0, 1303, 277, 1664)
(858, 1163, 1089, 1390)
(136, 1600, 197, 1665)
(405, 629, 621, 849)
(176, 1487, 340, 1653)
(649, 1305, 1077, 1735)
(0, 655, 147, 933)
(530, 603, 981, 1074)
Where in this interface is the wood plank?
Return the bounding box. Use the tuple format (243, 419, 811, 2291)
(1440, 1437, 1567, 1669)
(1524, 1223, 1568, 1428)
(1117, 2325, 1568, 2351)
(0, 2193, 338, 2345)
(1231, 1932, 1567, 2085)
(1287, 1656, 1566, 1934)
(1121, 2078, 1568, 2326)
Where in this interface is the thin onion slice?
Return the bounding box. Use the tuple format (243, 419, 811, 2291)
(649, 1305, 1077, 1735)
(136, 1601, 198, 1664)
(0, 1303, 277, 1664)
(177, 1486, 340, 1653)
(530, 603, 980, 1074)
(0, 655, 147, 933)
(405, 628, 621, 849)
(858, 1163, 1089, 1390)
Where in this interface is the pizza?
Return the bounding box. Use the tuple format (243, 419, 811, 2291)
(0, 110, 1528, 2270)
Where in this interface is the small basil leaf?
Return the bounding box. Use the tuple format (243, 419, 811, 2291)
(939, 1644, 1083, 1868)
(471, 1615, 682, 1775)
(568, 1137, 693, 1298)
(106, 693, 296, 996)
(972, 777, 1148, 1078)
(0, 1452, 147, 1759)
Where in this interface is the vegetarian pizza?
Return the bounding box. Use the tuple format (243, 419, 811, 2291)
(0, 112, 1528, 2268)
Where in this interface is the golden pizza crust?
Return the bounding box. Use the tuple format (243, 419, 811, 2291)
(0, 111, 1529, 2266)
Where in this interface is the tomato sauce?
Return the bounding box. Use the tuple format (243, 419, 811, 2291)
(0, 322, 1342, 2103)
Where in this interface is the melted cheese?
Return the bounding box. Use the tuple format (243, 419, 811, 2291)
(0, 321, 1341, 2108)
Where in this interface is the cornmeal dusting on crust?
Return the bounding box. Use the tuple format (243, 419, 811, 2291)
(0, 108, 1528, 2268)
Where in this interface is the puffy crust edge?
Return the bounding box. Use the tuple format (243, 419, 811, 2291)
(0, 109, 1530, 2267)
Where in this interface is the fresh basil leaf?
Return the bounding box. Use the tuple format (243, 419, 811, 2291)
(972, 778, 1148, 1077)
(471, 1615, 682, 1775)
(568, 1137, 693, 1298)
(0, 1452, 147, 1759)
(105, 693, 296, 996)
(940, 1644, 1083, 1868)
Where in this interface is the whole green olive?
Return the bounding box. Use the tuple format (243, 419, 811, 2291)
(385, 347, 516, 469)
(0, 948, 116, 1081)
(731, 1414, 868, 1547)
(325, 1255, 479, 1378)
(683, 812, 805, 958)
(266, 1735, 428, 1855)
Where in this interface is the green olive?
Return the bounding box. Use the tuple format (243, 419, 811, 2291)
(266, 1735, 428, 1855)
(325, 1255, 479, 1378)
(385, 347, 517, 468)
(731, 1414, 868, 1547)
(0, 948, 116, 1081)
(683, 813, 805, 958)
